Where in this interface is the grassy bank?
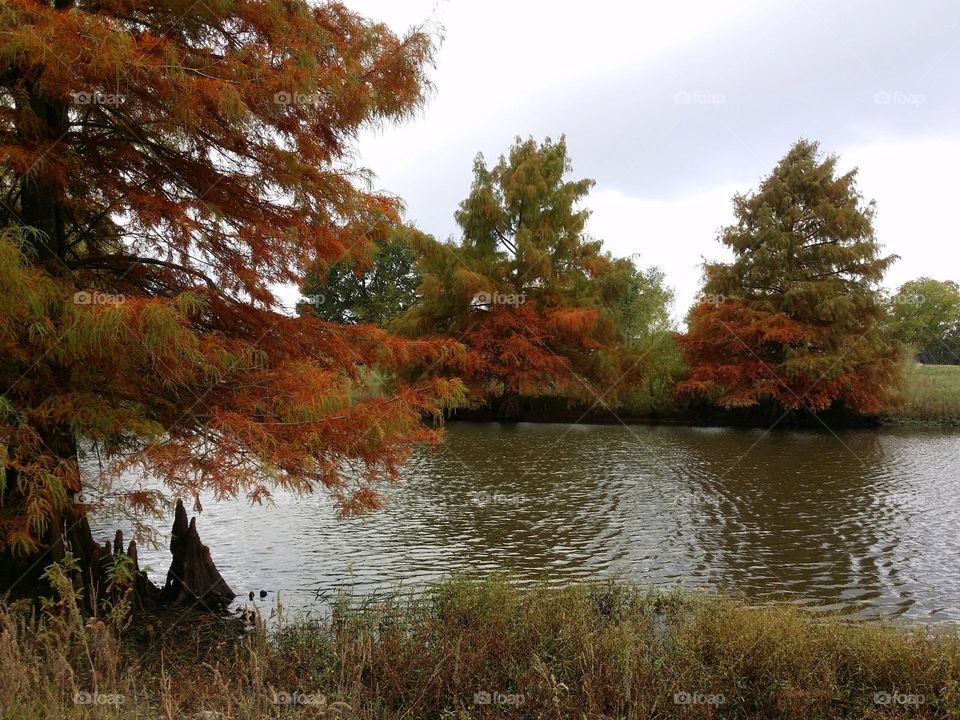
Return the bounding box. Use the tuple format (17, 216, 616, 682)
(887, 363, 960, 426)
(2, 577, 959, 719)
(452, 365, 960, 430)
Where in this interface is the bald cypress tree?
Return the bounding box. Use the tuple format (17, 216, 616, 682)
(397, 137, 658, 416)
(677, 140, 901, 415)
(0, 0, 463, 604)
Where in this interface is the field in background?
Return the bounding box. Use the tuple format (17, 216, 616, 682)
(889, 363, 960, 426)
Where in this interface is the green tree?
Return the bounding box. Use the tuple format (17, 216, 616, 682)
(610, 262, 674, 341)
(300, 225, 424, 328)
(889, 278, 960, 364)
(677, 140, 900, 414)
(398, 137, 665, 415)
(607, 261, 684, 413)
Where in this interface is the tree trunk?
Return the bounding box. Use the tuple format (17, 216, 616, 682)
(496, 392, 521, 420)
(1, 496, 234, 613)
(0, 492, 98, 605)
(0, 426, 98, 605)
(15, 81, 70, 267)
(161, 499, 235, 610)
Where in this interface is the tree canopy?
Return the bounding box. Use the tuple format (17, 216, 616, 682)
(676, 140, 900, 414)
(396, 136, 672, 415)
(0, 0, 464, 572)
(299, 224, 424, 328)
(888, 278, 960, 365)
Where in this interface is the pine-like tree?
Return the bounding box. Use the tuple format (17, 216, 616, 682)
(676, 140, 900, 415)
(397, 137, 663, 416)
(0, 0, 463, 603)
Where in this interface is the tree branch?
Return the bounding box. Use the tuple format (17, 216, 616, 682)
(69, 253, 219, 289)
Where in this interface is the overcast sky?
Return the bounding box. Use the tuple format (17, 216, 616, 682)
(337, 0, 960, 322)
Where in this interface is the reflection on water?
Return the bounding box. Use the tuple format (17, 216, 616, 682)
(97, 422, 960, 621)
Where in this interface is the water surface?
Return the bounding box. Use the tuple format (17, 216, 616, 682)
(105, 422, 960, 621)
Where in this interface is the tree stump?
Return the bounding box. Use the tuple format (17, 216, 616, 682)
(112, 530, 161, 610)
(161, 500, 235, 609)
(1, 497, 234, 614)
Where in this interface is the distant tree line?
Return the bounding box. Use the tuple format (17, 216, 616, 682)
(303, 136, 956, 422)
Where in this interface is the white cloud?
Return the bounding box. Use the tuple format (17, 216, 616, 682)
(587, 183, 739, 323)
(839, 137, 960, 293)
(353, 0, 765, 211)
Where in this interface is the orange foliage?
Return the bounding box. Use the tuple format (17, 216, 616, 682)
(0, 0, 462, 554)
(675, 300, 897, 414)
(409, 296, 629, 412)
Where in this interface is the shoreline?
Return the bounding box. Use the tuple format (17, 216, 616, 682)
(4, 577, 958, 719)
(447, 364, 960, 430)
(447, 407, 960, 430)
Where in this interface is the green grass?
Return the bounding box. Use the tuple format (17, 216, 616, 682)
(2, 576, 960, 719)
(888, 363, 960, 425)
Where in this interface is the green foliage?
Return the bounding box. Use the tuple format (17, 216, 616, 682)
(398, 136, 676, 411)
(705, 139, 894, 325)
(455, 135, 597, 284)
(609, 262, 674, 341)
(105, 552, 134, 590)
(300, 225, 425, 328)
(621, 331, 687, 414)
(888, 277, 960, 364)
(442, 134, 614, 318)
(679, 140, 901, 414)
(606, 261, 685, 414)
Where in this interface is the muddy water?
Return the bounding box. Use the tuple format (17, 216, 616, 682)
(99, 422, 960, 621)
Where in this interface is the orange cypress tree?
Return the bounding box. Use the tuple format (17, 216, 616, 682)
(396, 137, 648, 417)
(676, 140, 900, 416)
(0, 0, 463, 600)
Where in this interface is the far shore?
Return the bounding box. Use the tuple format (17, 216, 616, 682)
(449, 363, 960, 429)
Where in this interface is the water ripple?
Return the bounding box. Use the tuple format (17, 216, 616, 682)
(92, 423, 960, 621)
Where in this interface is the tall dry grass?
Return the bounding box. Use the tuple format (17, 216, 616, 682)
(1, 575, 958, 718)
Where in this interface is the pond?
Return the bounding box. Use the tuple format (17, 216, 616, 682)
(102, 422, 960, 622)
